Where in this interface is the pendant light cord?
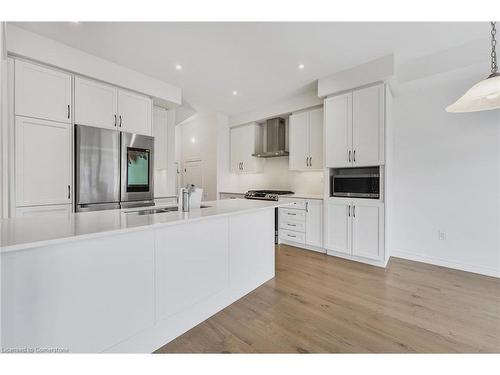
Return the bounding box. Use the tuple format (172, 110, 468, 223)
(491, 21, 497, 76)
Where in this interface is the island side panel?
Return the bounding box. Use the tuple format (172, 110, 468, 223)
(229, 209, 275, 298)
(1, 230, 155, 353)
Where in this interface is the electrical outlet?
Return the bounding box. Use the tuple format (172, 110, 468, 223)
(438, 231, 446, 241)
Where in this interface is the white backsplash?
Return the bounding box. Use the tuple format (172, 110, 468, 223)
(222, 157, 324, 194)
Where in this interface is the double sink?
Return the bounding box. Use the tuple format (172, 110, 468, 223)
(128, 205, 211, 216)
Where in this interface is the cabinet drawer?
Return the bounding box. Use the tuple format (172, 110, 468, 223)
(279, 208, 306, 221)
(279, 229, 306, 244)
(279, 197, 306, 210)
(279, 218, 306, 232)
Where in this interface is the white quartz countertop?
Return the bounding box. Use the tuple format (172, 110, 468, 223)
(0, 199, 285, 253)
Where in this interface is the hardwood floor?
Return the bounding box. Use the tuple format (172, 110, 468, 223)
(155, 244, 500, 353)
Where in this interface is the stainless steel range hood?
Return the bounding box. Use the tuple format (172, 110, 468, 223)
(252, 117, 289, 158)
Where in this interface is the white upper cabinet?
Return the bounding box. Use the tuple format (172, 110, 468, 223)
(289, 108, 324, 170)
(15, 116, 72, 207)
(308, 108, 324, 169)
(153, 106, 168, 170)
(325, 93, 352, 168)
(325, 83, 384, 168)
(289, 111, 309, 170)
(15, 60, 72, 124)
(74, 76, 118, 130)
(352, 84, 384, 166)
(118, 89, 152, 136)
(74, 76, 152, 135)
(230, 123, 263, 174)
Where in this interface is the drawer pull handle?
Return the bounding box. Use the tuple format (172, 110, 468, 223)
(288, 234, 297, 238)
(287, 223, 297, 227)
(287, 213, 297, 216)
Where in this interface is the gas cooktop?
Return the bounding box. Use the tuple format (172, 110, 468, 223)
(244, 190, 294, 201)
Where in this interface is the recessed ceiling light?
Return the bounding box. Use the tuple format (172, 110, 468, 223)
(298, 63, 305, 70)
(232, 90, 238, 96)
(175, 64, 183, 70)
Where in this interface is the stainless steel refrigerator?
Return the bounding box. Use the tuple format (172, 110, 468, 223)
(75, 125, 154, 212)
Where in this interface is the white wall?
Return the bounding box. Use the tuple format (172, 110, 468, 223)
(176, 113, 218, 201)
(392, 74, 500, 277)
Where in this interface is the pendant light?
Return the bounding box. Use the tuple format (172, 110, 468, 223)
(446, 22, 500, 113)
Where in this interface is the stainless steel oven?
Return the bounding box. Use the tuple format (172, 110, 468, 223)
(330, 166, 380, 199)
(120, 132, 154, 207)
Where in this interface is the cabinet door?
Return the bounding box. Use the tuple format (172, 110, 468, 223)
(324, 93, 352, 168)
(288, 111, 310, 170)
(325, 199, 351, 255)
(153, 107, 168, 170)
(230, 124, 262, 173)
(351, 201, 384, 260)
(240, 124, 263, 173)
(352, 84, 384, 166)
(15, 116, 72, 206)
(305, 199, 323, 248)
(15, 60, 72, 123)
(74, 76, 118, 130)
(15, 204, 72, 218)
(118, 89, 152, 136)
(230, 126, 245, 173)
(308, 108, 324, 170)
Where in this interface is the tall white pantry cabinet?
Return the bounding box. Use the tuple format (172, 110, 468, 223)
(8, 58, 154, 218)
(323, 83, 390, 266)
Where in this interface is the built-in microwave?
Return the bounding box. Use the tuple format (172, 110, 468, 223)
(330, 166, 380, 199)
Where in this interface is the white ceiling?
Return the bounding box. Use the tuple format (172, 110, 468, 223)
(13, 22, 490, 115)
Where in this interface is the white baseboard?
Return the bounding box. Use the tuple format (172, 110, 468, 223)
(279, 239, 326, 254)
(392, 249, 500, 278)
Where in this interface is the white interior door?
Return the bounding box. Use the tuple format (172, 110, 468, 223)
(324, 93, 352, 168)
(352, 84, 384, 166)
(288, 111, 310, 170)
(118, 89, 152, 136)
(183, 160, 203, 189)
(15, 116, 72, 206)
(74, 76, 118, 130)
(351, 201, 384, 260)
(15, 59, 72, 124)
(308, 108, 323, 170)
(325, 199, 351, 255)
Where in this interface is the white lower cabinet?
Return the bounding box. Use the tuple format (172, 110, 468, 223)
(305, 199, 323, 248)
(279, 197, 323, 252)
(325, 198, 384, 261)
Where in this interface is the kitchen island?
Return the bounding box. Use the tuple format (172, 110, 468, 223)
(1, 199, 282, 353)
